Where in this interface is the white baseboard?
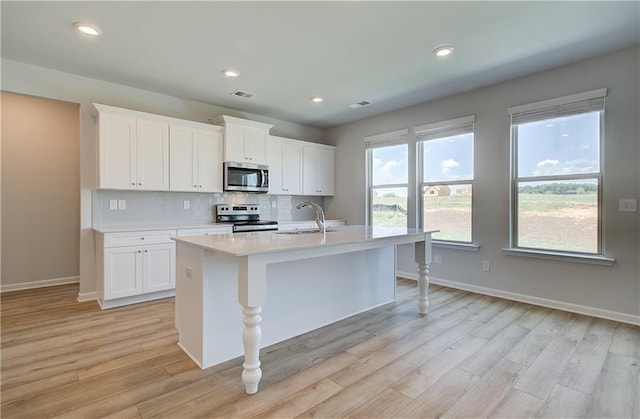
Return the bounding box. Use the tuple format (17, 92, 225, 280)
(98, 290, 175, 309)
(0, 276, 79, 293)
(397, 271, 640, 326)
(77, 291, 98, 302)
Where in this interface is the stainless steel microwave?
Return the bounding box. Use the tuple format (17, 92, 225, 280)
(223, 162, 269, 193)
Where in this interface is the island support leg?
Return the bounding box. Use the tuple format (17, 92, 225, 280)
(238, 255, 267, 394)
(241, 306, 262, 394)
(415, 236, 432, 315)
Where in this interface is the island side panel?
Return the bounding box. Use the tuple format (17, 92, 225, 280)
(260, 245, 396, 348)
(202, 251, 244, 367)
(176, 243, 245, 368)
(175, 243, 206, 367)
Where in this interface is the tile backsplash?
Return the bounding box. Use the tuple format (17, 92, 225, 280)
(93, 190, 325, 227)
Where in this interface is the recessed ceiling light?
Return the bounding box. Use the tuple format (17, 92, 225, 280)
(222, 69, 240, 78)
(311, 96, 324, 103)
(74, 22, 101, 36)
(433, 46, 454, 57)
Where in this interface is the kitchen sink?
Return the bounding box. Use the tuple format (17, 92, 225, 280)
(275, 228, 338, 235)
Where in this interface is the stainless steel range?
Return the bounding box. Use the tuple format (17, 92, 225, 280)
(215, 204, 278, 233)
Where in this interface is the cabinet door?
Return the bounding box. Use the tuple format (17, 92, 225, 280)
(224, 123, 246, 162)
(266, 140, 284, 194)
(195, 129, 223, 192)
(137, 119, 169, 190)
(303, 146, 335, 196)
(142, 242, 176, 293)
(244, 126, 267, 164)
(314, 147, 335, 196)
(281, 142, 303, 194)
(99, 113, 137, 189)
(169, 125, 197, 191)
(104, 246, 143, 299)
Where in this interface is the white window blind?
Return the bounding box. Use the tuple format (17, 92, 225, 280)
(364, 128, 409, 149)
(415, 115, 475, 141)
(509, 88, 607, 125)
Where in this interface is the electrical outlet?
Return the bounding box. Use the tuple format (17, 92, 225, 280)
(109, 200, 118, 210)
(619, 199, 637, 212)
(183, 200, 191, 210)
(433, 254, 443, 264)
(482, 260, 490, 272)
(118, 200, 126, 210)
(186, 266, 192, 279)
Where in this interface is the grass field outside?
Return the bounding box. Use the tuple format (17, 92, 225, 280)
(372, 192, 598, 252)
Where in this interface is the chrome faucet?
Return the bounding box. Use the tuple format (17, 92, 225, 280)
(296, 201, 326, 234)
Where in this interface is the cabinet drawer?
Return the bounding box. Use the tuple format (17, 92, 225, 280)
(176, 226, 232, 237)
(104, 230, 176, 247)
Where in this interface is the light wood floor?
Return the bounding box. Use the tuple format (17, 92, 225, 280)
(1, 279, 638, 418)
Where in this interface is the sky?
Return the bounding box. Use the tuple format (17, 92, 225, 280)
(371, 111, 600, 197)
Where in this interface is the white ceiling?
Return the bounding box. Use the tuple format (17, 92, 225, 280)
(2, 1, 639, 129)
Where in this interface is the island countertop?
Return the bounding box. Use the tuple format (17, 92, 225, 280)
(172, 225, 438, 257)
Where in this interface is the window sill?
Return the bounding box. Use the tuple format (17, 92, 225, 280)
(502, 248, 615, 266)
(433, 241, 480, 252)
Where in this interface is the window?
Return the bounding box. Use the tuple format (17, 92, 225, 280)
(365, 129, 409, 228)
(417, 116, 475, 242)
(509, 89, 606, 255)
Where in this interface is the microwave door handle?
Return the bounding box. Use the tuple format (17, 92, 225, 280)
(261, 170, 267, 188)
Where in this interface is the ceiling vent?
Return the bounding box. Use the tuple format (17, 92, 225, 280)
(231, 90, 255, 99)
(349, 100, 371, 109)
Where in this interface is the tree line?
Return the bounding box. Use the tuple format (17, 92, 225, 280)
(519, 183, 597, 194)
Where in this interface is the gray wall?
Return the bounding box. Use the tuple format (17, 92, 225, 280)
(1, 93, 80, 289)
(325, 46, 639, 322)
(1, 59, 326, 296)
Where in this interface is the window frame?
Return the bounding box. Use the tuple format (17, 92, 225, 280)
(508, 89, 606, 257)
(364, 129, 409, 227)
(416, 115, 475, 244)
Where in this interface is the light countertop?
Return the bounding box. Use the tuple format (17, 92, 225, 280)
(93, 223, 232, 233)
(172, 225, 438, 257)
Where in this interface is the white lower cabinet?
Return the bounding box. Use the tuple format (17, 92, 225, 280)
(96, 226, 232, 309)
(104, 242, 175, 299)
(98, 229, 176, 308)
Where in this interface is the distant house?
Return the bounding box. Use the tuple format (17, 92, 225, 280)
(424, 185, 451, 197)
(456, 187, 472, 196)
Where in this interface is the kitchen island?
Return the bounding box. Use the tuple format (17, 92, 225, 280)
(172, 225, 436, 394)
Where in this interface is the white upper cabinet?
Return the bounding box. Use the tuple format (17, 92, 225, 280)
(267, 136, 303, 195)
(136, 119, 170, 190)
(169, 124, 224, 192)
(212, 115, 273, 165)
(96, 105, 169, 190)
(303, 144, 335, 196)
